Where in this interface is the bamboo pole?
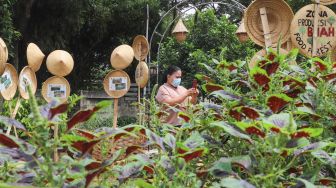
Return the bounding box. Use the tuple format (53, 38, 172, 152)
(259, 7, 272, 48)
(6, 98, 21, 138)
(113, 98, 118, 128)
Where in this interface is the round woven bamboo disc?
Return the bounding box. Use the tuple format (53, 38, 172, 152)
(103, 70, 130, 98)
(249, 48, 296, 69)
(135, 61, 149, 88)
(18, 66, 37, 100)
(0, 38, 8, 75)
(290, 4, 336, 57)
(132, 35, 149, 61)
(1, 63, 18, 100)
(317, 0, 336, 5)
(244, 0, 294, 47)
(41, 76, 70, 103)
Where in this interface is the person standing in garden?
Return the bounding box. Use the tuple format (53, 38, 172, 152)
(156, 65, 199, 125)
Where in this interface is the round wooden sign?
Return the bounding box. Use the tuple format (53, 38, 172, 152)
(317, 0, 336, 5)
(0, 38, 8, 75)
(132, 35, 149, 61)
(19, 66, 37, 100)
(290, 4, 336, 57)
(249, 48, 296, 69)
(103, 70, 131, 98)
(244, 0, 294, 47)
(1, 63, 18, 100)
(135, 61, 149, 88)
(41, 76, 71, 103)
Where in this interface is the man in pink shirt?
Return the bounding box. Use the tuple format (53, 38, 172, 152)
(156, 66, 199, 125)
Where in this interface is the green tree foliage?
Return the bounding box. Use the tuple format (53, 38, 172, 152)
(158, 10, 256, 87)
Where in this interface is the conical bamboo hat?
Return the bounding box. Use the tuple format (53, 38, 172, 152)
(46, 50, 74, 77)
(27, 43, 45, 72)
(110, 45, 134, 70)
(172, 19, 189, 34)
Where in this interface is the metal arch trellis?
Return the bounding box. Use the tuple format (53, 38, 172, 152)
(147, 0, 246, 94)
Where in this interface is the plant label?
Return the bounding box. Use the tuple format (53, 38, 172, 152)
(0, 71, 12, 91)
(47, 84, 66, 99)
(109, 77, 127, 91)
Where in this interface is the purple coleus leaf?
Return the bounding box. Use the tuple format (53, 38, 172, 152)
(118, 162, 144, 180)
(217, 156, 252, 171)
(211, 121, 252, 143)
(48, 103, 69, 120)
(0, 147, 33, 162)
(219, 177, 256, 188)
(210, 90, 242, 101)
(0, 116, 26, 131)
(0, 133, 35, 155)
(146, 130, 165, 151)
(164, 133, 176, 150)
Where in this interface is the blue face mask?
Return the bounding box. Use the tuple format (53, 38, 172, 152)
(172, 78, 181, 87)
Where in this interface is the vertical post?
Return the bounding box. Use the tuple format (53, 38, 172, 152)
(6, 98, 21, 138)
(312, 1, 320, 57)
(145, 4, 150, 98)
(113, 98, 118, 128)
(259, 7, 272, 48)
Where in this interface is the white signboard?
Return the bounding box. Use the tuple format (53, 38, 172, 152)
(0, 71, 12, 91)
(20, 74, 31, 92)
(47, 84, 66, 99)
(109, 77, 127, 91)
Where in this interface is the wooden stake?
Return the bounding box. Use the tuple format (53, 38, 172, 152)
(259, 7, 272, 48)
(113, 98, 118, 128)
(6, 98, 21, 138)
(312, 2, 320, 57)
(138, 85, 142, 125)
(54, 124, 59, 162)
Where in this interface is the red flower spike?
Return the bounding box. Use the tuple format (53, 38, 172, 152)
(241, 107, 260, 120)
(245, 127, 265, 138)
(290, 131, 310, 139)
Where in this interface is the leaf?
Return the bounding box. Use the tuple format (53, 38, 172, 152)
(250, 67, 270, 86)
(267, 94, 292, 113)
(210, 90, 241, 101)
(265, 113, 291, 129)
(48, 103, 69, 120)
(164, 133, 176, 150)
(195, 74, 214, 83)
(321, 72, 336, 81)
(75, 129, 97, 140)
(319, 178, 336, 186)
(67, 101, 112, 132)
(216, 156, 252, 171)
(211, 121, 252, 142)
(0, 133, 19, 148)
(202, 83, 225, 93)
(294, 142, 330, 156)
(125, 146, 142, 157)
(143, 166, 154, 175)
(229, 108, 243, 121)
(311, 150, 336, 165)
(118, 162, 144, 180)
(146, 130, 165, 151)
(179, 148, 207, 162)
(296, 178, 316, 188)
(235, 122, 265, 138)
(134, 179, 156, 188)
(241, 107, 260, 120)
(178, 112, 191, 122)
(183, 132, 204, 149)
(85, 161, 102, 171)
(219, 177, 256, 188)
(290, 128, 323, 138)
(0, 116, 26, 131)
(202, 102, 223, 111)
(71, 140, 101, 156)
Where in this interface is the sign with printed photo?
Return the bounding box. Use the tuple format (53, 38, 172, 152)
(0, 71, 12, 91)
(109, 77, 128, 91)
(47, 84, 66, 99)
(19, 74, 31, 92)
(290, 4, 336, 57)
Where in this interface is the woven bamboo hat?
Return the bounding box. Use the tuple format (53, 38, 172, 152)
(132, 35, 149, 61)
(110, 45, 134, 70)
(27, 43, 45, 72)
(46, 50, 74, 77)
(172, 19, 189, 42)
(135, 61, 149, 88)
(103, 70, 130, 98)
(244, 0, 294, 47)
(0, 38, 8, 75)
(1, 63, 18, 100)
(18, 66, 37, 100)
(41, 76, 71, 103)
(249, 48, 296, 69)
(290, 4, 336, 57)
(317, 0, 336, 5)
